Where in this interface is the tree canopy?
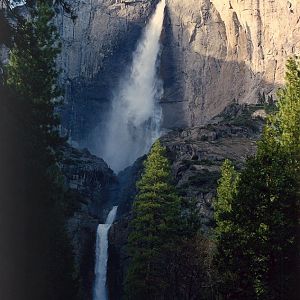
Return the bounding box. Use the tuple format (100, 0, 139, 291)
(214, 57, 300, 300)
(0, 1, 79, 299)
(125, 141, 182, 299)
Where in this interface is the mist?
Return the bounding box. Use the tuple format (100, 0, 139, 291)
(96, 0, 166, 173)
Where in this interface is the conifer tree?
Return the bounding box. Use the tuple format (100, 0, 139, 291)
(214, 159, 241, 297)
(215, 57, 300, 300)
(6, 0, 62, 152)
(125, 141, 181, 300)
(214, 159, 239, 237)
(0, 1, 79, 299)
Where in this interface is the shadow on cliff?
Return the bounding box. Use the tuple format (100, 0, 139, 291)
(104, 6, 284, 299)
(60, 2, 280, 157)
(59, 0, 161, 151)
(160, 6, 280, 128)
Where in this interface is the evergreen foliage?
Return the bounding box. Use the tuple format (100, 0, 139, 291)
(125, 141, 182, 299)
(0, 1, 79, 299)
(214, 159, 239, 237)
(214, 160, 241, 297)
(214, 57, 300, 300)
(6, 0, 62, 158)
(125, 141, 216, 300)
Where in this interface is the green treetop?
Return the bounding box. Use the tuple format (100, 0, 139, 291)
(214, 159, 239, 236)
(214, 57, 300, 300)
(6, 0, 62, 151)
(276, 57, 300, 151)
(125, 141, 181, 300)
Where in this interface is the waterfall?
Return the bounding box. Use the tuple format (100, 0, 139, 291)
(99, 0, 166, 173)
(93, 206, 118, 300)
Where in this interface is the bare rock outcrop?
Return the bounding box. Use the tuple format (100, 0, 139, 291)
(107, 104, 266, 298)
(57, 0, 300, 142)
(161, 0, 300, 127)
(56, 0, 159, 145)
(60, 144, 117, 300)
(160, 103, 264, 228)
(2, 1, 300, 146)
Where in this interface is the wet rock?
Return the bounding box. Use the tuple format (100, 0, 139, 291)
(107, 104, 265, 297)
(55, 0, 159, 145)
(60, 143, 117, 300)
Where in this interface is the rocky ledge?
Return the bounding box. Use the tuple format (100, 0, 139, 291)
(60, 144, 116, 300)
(107, 103, 267, 298)
(161, 103, 265, 228)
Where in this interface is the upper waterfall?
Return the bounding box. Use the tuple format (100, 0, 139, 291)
(99, 0, 166, 172)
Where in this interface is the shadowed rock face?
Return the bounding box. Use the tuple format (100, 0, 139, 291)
(56, 0, 300, 145)
(60, 143, 147, 300)
(2, 1, 300, 144)
(160, 103, 268, 230)
(60, 144, 117, 300)
(55, 0, 159, 147)
(104, 155, 145, 300)
(160, 0, 300, 127)
(107, 104, 266, 298)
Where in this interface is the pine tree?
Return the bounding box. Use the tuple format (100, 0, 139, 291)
(6, 0, 62, 153)
(125, 141, 181, 300)
(0, 1, 79, 299)
(215, 57, 300, 300)
(214, 159, 239, 237)
(275, 57, 300, 152)
(214, 160, 242, 298)
(249, 57, 300, 299)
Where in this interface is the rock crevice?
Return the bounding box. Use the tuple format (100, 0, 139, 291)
(160, 0, 300, 127)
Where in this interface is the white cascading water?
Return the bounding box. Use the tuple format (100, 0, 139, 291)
(100, 0, 166, 172)
(93, 206, 118, 300)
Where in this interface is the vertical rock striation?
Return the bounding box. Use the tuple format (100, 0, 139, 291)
(2, 1, 300, 141)
(55, 0, 159, 147)
(161, 0, 300, 127)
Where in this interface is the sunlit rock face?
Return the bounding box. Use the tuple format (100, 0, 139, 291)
(160, 0, 300, 128)
(56, 0, 300, 144)
(55, 0, 159, 146)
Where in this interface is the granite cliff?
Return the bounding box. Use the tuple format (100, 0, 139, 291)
(1, 1, 299, 142)
(55, 0, 159, 146)
(1, 1, 298, 298)
(161, 0, 300, 127)
(53, 3, 300, 294)
(55, 0, 299, 144)
(59, 144, 116, 299)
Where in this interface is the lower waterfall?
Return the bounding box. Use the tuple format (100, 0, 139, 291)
(93, 206, 118, 300)
(93, 0, 166, 298)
